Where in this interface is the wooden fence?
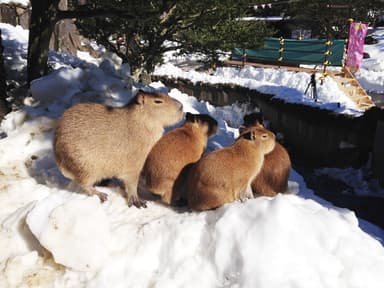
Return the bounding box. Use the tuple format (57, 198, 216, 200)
(153, 75, 384, 186)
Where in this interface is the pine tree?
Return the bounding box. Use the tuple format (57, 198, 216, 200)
(177, 1, 273, 68)
(289, 0, 384, 39)
(76, 0, 273, 78)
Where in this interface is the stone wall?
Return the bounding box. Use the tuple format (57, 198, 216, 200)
(373, 121, 384, 186)
(154, 75, 384, 181)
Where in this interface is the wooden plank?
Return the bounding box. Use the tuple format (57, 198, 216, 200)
(223, 59, 323, 74)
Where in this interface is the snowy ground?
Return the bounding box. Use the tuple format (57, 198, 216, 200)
(356, 28, 384, 94)
(1, 23, 384, 287)
(154, 63, 365, 116)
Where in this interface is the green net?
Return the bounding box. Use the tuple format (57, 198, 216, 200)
(232, 38, 345, 66)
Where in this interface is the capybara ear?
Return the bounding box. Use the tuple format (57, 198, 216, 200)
(185, 112, 194, 121)
(134, 91, 146, 105)
(239, 125, 247, 135)
(243, 112, 263, 127)
(242, 130, 256, 141)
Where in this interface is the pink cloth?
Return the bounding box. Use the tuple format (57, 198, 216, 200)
(346, 22, 368, 70)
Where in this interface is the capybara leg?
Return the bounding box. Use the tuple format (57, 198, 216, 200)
(161, 191, 172, 205)
(253, 185, 278, 197)
(83, 185, 108, 202)
(260, 187, 278, 197)
(123, 178, 147, 208)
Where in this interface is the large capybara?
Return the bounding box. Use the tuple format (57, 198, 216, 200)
(240, 113, 291, 197)
(142, 112, 218, 205)
(187, 126, 276, 211)
(54, 91, 183, 208)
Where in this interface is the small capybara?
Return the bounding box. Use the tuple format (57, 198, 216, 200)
(142, 112, 218, 205)
(240, 113, 291, 196)
(187, 126, 276, 211)
(54, 91, 183, 208)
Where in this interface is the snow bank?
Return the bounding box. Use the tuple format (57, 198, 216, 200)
(26, 60, 133, 118)
(26, 193, 111, 271)
(1, 168, 384, 287)
(0, 23, 28, 78)
(356, 28, 384, 93)
(154, 63, 363, 116)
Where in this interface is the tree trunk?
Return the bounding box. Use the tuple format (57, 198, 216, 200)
(0, 29, 10, 120)
(27, 0, 59, 84)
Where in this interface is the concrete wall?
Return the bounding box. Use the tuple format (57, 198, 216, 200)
(373, 121, 384, 186)
(154, 76, 384, 173)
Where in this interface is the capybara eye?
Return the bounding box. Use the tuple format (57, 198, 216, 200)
(154, 100, 164, 104)
(261, 134, 268, 139)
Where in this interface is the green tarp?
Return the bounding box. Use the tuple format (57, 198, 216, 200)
(232, 38, 346, 66)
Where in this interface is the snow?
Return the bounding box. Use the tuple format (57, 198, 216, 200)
(0, 0, 29, 7)
(1, 23, 384, 287)
(0, 23, 28, 80)
(154, 61, 363, 116)
(356, 28, 384, 93)
(315, 166, 384, 198)
(26, 193, 111, 272)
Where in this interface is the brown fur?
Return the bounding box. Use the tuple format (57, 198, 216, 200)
(54, 91, 183, 207)
(142, 112, 218, 205)
(187, 126, 276, 211)
(240, 113, 291, 197)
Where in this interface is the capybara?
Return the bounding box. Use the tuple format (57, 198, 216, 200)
(54, 91, 183, 208)
(142, 112, 218, 205)
(240, 113, 291, 196)
(187, 126, 276, 211)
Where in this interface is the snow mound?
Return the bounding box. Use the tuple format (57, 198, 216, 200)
(26, 193, 111, 272)
(212, 195, 384, 288)
(19, 193, 383, 288)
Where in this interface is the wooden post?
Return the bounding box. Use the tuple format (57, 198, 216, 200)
(278, 36, 284, 67)
(242, 48, 246, 68)
(320, 40, 331, 85)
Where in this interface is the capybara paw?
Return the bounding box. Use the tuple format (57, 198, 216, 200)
(128, 196, 147, 208)
(239, 197, 249, 203)
(98, 192, 108, 203)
